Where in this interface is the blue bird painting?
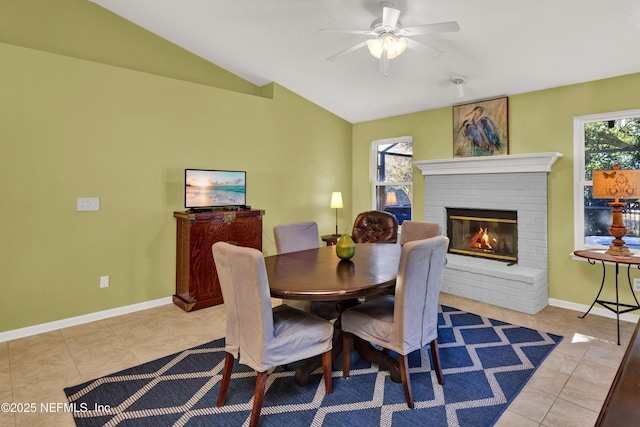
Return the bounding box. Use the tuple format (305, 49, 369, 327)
(453, 98, 508, 157)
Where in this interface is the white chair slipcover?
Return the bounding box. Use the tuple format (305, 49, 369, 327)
(273, 221, 321, 312)
(341, 236, 449, 408)
(212, 242, 333, 427)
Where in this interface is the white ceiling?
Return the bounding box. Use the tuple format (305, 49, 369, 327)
(90, 0, 640, 124)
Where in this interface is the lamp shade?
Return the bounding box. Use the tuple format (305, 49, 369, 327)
(592, 168, 640, 256)
(592, 169, 640, 201)
(386, 191, 397, 206)
(330, 192, 343, 209)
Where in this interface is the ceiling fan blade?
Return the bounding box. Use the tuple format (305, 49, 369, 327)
(401, 21, 460, 36)
(319, 29, 376, 36)
(327, 40, 370, 61)
(406, 39, 444, 59)
(382, 6, 401, 29)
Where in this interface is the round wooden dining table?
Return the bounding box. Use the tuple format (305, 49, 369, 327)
(264, 243, 403, 385)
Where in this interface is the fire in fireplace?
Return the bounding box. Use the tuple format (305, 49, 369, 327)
(446, 208, 518, 263)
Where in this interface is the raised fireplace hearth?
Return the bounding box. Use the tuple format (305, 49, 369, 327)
(414, 152, 562, 315)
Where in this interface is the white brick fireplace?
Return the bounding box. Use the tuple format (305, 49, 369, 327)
(414, 152, 563, 314)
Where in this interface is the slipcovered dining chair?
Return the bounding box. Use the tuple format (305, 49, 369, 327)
(341, 236, 449, 409)
(273, 221, 319, 312)
(273, 221, 337, 318)
(399, 221, 442, 245)
(212, 242, 333, 427)
(351, 210, 399, 243)
(274, 221, 320, 254)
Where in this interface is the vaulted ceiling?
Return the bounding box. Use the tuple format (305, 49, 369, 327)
(90, 0, 640, 123)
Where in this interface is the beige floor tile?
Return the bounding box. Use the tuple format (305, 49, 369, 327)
(0, 343, 11, 397)
(13, 395, 76, 427)
(7, 331, 66, 356)
(0, 412, 15, 427)
(59, 319, 112, 340)
(0, 341, 8, 360)
(0, 388, 12, 409)
(507, 385, 556, 423)
(106, 315, 163, 339)
(542, 397, 599, 427)
(70, 344, 139, 381)
(551, 332, 593, 359)
(11, 359, 81, 403)
(123, 332, 197, 365)
(493, 409, 540, 427)
(571, 357, 618, 389)
(557, 376, 610, 412)
(174, 329, 220, 351)
(583, 337, 629, 369)
(526, 366, 569, 397)
(538, 348, 581, 376)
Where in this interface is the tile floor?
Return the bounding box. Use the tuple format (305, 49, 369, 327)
(0, 293, 635, 427)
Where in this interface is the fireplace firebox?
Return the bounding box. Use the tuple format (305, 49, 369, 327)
(446, 208, 517, 263)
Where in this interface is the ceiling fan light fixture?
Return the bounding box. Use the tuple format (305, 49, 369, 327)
(367, 34, 407, 59)
(367, 37, 384, 59)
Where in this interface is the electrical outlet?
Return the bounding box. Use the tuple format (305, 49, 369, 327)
(634, 278, 640, 292)
(77, 197, 100, 211)
(100, 275, 109, 288)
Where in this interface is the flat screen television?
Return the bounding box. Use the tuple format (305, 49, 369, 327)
(185, 169, 246, 210)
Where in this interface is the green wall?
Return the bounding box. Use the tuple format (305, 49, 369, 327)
(0, 33, 351, 332)
(353, 72, 640, 309)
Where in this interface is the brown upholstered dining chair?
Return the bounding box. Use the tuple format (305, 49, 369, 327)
(212, 242, 333, 427)
(351, 210, 398, 243)
(399, 221, 442, 245)
(341, 236, 449, 409)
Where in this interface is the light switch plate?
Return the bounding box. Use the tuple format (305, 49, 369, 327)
(77, 197, 99, 211)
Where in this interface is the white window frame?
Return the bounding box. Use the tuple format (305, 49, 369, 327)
(573, 109, 640, 250)
(371, 136, 413, 219)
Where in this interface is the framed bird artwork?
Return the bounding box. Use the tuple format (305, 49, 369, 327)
(453, 96, 509, 158)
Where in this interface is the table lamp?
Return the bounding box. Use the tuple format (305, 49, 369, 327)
(592, 167, 640, 256)
(330, 192, 343, 235)
(386, 191, 397, 206)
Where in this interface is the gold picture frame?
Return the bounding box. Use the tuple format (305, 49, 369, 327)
(453, 96, 508, 158)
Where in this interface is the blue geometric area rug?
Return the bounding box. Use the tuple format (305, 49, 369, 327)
(64, 305, 562, 427)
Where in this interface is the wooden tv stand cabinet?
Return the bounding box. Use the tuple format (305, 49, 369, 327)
(173, 209, 264, 312)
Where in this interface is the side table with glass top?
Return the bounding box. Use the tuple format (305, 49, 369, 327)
(573, 249, 640, 345)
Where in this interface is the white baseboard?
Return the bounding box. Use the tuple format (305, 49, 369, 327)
(2, 296, 637, 343)
(548, 298, 640, 323)
(0, 297, 173, 343)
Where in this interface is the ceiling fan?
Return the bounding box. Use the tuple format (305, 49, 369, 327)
(320, 2, 460, 76)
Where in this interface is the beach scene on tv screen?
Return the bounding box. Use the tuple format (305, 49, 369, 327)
(186, 170, 245, 207)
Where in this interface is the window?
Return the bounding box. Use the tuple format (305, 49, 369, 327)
(372, 137, 413, 225)
(573, 110, 640, 250)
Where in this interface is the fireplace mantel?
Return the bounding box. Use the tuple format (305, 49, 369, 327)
(414, 152, 563, 176)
